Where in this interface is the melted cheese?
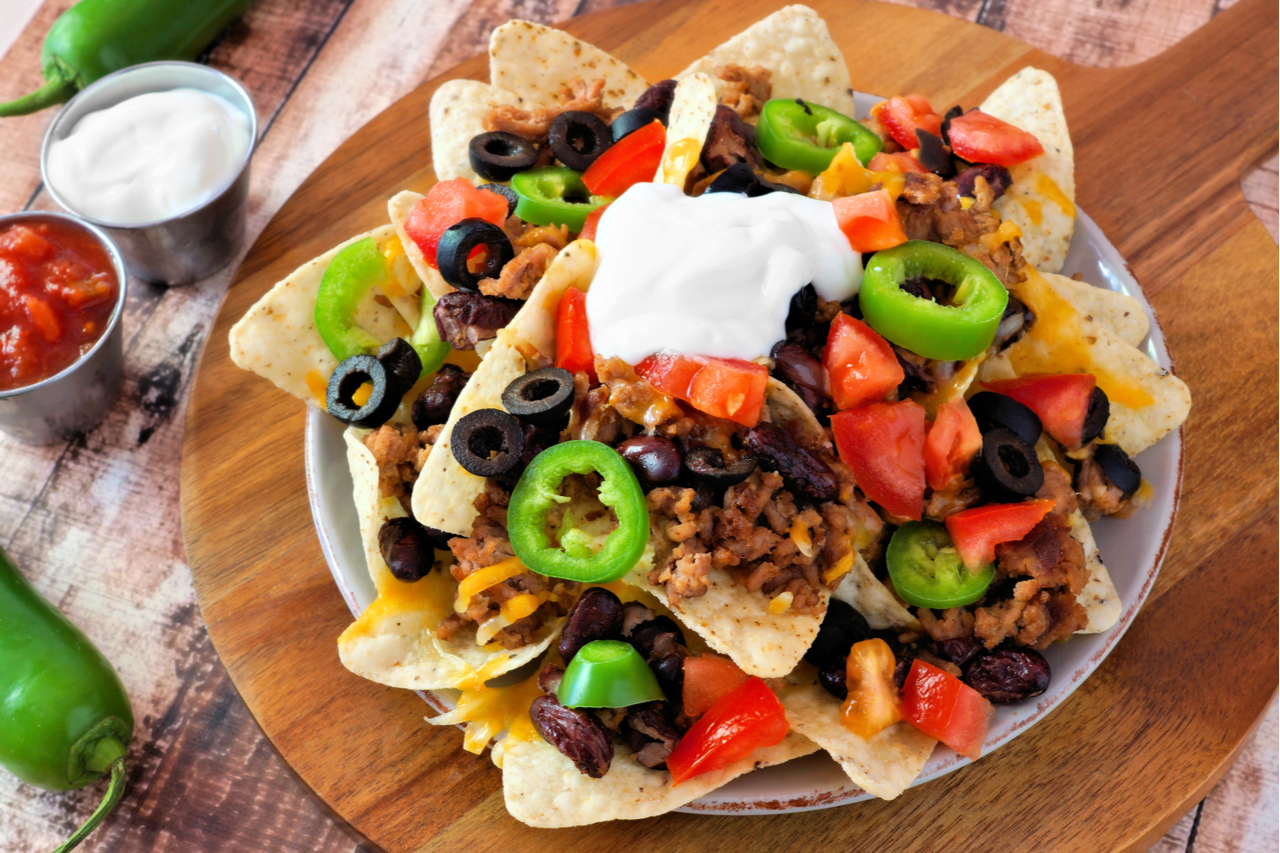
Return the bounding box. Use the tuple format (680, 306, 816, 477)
(304, 370, 327, 406)
(342, 566, 454, 641)
(769, 591, 794, 615)
(431, 662, 543, 758)
(822, 551, 855, 585)
(661, 138, 701, 186)
(789, 517, 814, 558)
(809, 143, 904, 201)
(1035, 172, 1076, 218)
(455, 557, 526, 613)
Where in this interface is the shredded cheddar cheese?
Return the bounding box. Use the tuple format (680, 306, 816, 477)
(769, 591, 794, 615)
(304, 370, 327, 406)
(822, 552, 855, 585)
(789, 517, 814, 558)
(455, 557, 526, 613)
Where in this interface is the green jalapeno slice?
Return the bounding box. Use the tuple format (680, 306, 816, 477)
(886, 521, 994, 609)
(508, 440, 649, 583)
(755, 98, 883, 174)
(511, 167, 611, 231)
(858, 241, 1010, 361)
(410, 284, 451, 378)
(557, 640, 666, 708)
(314, 237, 389, 363)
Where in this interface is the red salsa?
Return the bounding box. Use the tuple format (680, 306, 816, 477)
(0, 218, 119, 392)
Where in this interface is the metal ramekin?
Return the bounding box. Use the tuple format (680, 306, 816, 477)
(40, 61, 257, 285)
(0, 211, 128, 445)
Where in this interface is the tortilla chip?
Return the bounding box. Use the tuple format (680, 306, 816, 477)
(980, 68, 1074, 274)
(765, 378, 828, 446)
(677, 5, 854, 113)
(501, 731, 818, 827)
(654, 73, 717, 186)
(832, 552, 919, 631)
(429, 79, 525, 184)
(412, 241, 599, 535)
(1067, 509, 1121, 633)
(228, 226, 415, 407)
(778, 676, 935, 800)
(336, 429, 557, 689)
(489, 20, 648, 112)
(1043, 272, 1149, 347)
(388, 190, 452, 301)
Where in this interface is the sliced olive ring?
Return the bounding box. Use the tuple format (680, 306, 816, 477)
(501, 367, 576, 428)
(436, 218, 515, 291)
(914, 129, 954, 177)
(684, 447, 757, 487)
(1079, 386, 1110, 446)
(451, 408, 526, 477)
(469, 131, 539, 182)
(548, 110, 614, 171)
(611, 107, 662, 141)
(939, 105, 964, 149)
(326, 354, 400, 428)
(972, 427, 1044, 501)
(704, 162, 799, 197)
(378, 517, 438, 582)
(1093, 443, 1141, 497)
(967, 391, 1042, 447)
(375, 337, 422, 396)
(484, 182, 520, 217)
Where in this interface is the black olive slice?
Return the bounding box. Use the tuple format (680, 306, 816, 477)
(485, 182, 519, 217)
(704, 162, 799, 197)
(548, 110, 614, 171)
(611, 107, 661, 141)
(451, 408, 526, 477)
(326, 354, 400, 428)
(1079, 386, 1110, 446)
(940, 105, 964, 148)
(804, 598, 871, 669)
(468, 131, 539, 182)
(915, 129, 954, 177)
(375, 337, 422, 397)
(684, 447, 757, 487)
(436, 218, 515, 291)
(501, 367, 575, 428)
(1093, 443, 1141, 497)
(967, 391, 1042, 447)
(972, 427, 1044, 501)
(377, 517, 442, 582)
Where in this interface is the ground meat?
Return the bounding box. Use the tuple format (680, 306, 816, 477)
(716, 64, 772, 120)
(924, 483, 983, 520)
(919, 607, 975, 642)
(1075, 456, 1128, 521)
(595, 356, 685, 431)
(513, 223, 569, 251)
(479, 241, 558, 300)
(363, 423, 440, 508)
(484, 77, 619, 143)
(563, 371, 628, 445)
(1037, 462, 1080, 518)
(896, 172, 1026, 285)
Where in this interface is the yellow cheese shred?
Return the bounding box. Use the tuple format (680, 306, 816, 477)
(769, 591, 794, 615)
(823, 552, 855, 585)
(455, 557, 526, 613)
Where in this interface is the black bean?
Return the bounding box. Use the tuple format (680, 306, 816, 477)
(433, 291, 521, 350)
(377, 517, 436, 581)
(649, 653, 684, 709)
(412, 364, 470, 430)
(702, 105, 761, 173)
(955, 163, 1012, 201)
(742, 421, 838, 503)
(628, 615, 685, 662)
(964, 647, 1051, 703)
(617, 435, 683, 488)
(558, 587, 625, 663)
(684, 447, 757, 488)
(633, 79, 677, 122)
(804, 599, 872, 669)
(529, 695, 614, 778)
(818, 665, 847, 700)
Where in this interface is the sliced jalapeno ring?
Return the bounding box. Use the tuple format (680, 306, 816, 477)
(436, 218, 515, 291)
(887, 520, 994, 609)
(858, 240, 1010, 361)
(451, 408, 526, 477)
(755, 98, 882, 173)
(469, 131, 539, 182)
(314, 237, 387, 362)
(326, 354, 399, 428)
(511, 167, 611, 231)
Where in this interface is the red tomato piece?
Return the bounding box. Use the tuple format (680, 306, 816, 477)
(682, 654, 749, 718)
(867, 151, 928, 174)
(831, 189, 909, 253)
(901, 660, 992, 760)
(946, 110, 1045, 166)
(579, 202, 610, 242)
(636, 353, 767, 427)
(943, 499, 1055, 570)
(23, 296, 61, 343)
(982, 373, 1097, 447)
(667, 676, 790, 785)
(582, 121, 665, 197)
(554, 287, 596, 381)
(823, 313, 904, 410)
(831, 400, 927, 521)
(872, 94, 943, 150)
(924, 395, 983, 492)
(402, 178, 509, 268)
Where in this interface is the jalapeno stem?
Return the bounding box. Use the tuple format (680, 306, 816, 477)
(53, 753, 126, 853)
(0, 73, 76, 117)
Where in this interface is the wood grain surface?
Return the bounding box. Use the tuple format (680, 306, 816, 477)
(0, 0, 1275, 851)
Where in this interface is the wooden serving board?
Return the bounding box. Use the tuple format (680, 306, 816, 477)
(180, 1, 1279, 850)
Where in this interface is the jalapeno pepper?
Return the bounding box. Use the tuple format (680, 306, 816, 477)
(858, 241, 1009, 361)
(511, 167, 611, 232)
(507, 440, 649, 583)
(886, 520, 994, 608)
(755, 98, 883, 174)
(410, 284, 451, 378)
(557, 640, 666, 708)
(1, 544, 132, 853)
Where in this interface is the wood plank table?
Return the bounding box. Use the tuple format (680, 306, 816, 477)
(1, 1, 1275, 851)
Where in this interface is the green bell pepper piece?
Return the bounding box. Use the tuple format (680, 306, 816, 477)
(411, 285, 451, 379)
(886, 521, 994, 609)
(314, 237, 387, 363)
(755, 98, 883, 173)
(858, 241, 1009, 361)
(511, 167, 610, 232)
(557, 640, 666, 709)
(508, 440, 649, 583)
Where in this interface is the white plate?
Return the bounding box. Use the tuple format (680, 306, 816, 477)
(304, 113, 1183, 812)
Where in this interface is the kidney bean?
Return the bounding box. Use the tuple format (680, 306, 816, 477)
(934, 636, 985, 668)
(818, 665, 847, 700)
(955, 164, 1012, 201)
(634, 79, 678, 122)
(628, 615, 685, 662)
(964, 647, 1051, 703)
(702, 105, 761, 173)
(770, 341, 829, 414)
(649, 653, 684, 710)
(617, 435, 683, 488)
(377, 517, 436, 581)
(412, 364, 470, 429)
(743, 421, 838, 503)
(433, 291, 521, 350)
(529, 695, 613, 778)
(537, 663, 565, 695)
(557, 587, 624, 663)
(894, 656, 912, 690)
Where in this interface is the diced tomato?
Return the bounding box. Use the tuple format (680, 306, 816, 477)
(982, 373, 1096, 448)
(582, 121, 665, 197)
(402, 178, 509, 268)
(23, 295, 61, 343)
(831, 189, 908, 253)
(831, 400, 927, 521)
(682, 654, 749, 717)
(872, 94, 943, 150)
(636, 353, 767, 427)
(901, 660, 992, 760)
(841, 639, 901, 739)
(667, 676, 789, 785)
(867, 151, 928, 174)
(946, 110, 1044, 166)
(1, 224, 53, 260)
(579, 202, 610, 242)
(554, 286, 596, 381)
(822, 313, 904, 410)
(944, 500, 1055, 570)
(924, 395, 983, 492)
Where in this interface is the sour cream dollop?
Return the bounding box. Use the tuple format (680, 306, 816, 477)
(586, 182, 861, 364)
(46, 88, 251, 226)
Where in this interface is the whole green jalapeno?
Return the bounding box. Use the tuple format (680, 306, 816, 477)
(0, 544, 133, 852)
